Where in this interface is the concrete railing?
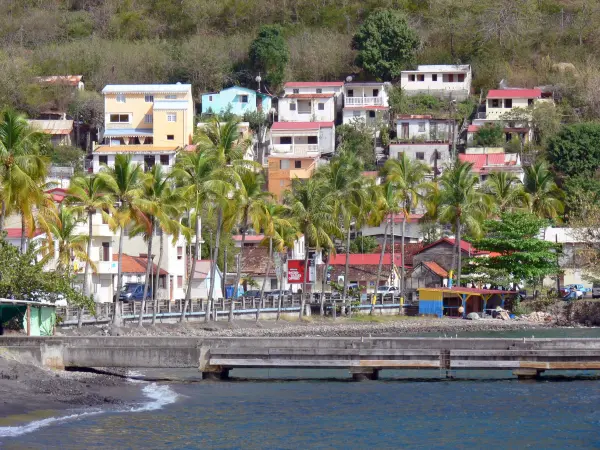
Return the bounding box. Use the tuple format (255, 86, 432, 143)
(346, 97, 384, 106)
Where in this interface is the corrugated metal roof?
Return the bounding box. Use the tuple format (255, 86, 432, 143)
(103, 129, 154, 137)
(152, 100, 190, 110)
(102, 84, 191, 94)
(487, 89, 542, 99)
(271, 121, 334, 131)
(286, 93, 335, 99)
(94, 145, 178, 153)
(35, 75, 82, 86)
(422, 261, 449, 278)
(284, 81, 344, 88)
(28, 119, 73, 135)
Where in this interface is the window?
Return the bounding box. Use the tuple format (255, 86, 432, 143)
(116, 94, 126, 103)
(294, 160, 302, 169)
(448, 74, 454, 82)
(109, 114, 129, 123)
(279, 136, 292, 145)
(144, 155, 155, 171)
(318, 103, 325, 110)
(458, 74, 465, 82)
(416, 152, 425, 160)
(177, 276, 183, 288)
(144, 114, 153, 124)
(145, 95, 154, 103)
(280, 180, 285, 187)
(293, 89, 300, 94)
(409, 74, 416, 82)
(208, 95, 213, 101)
(167, 135, 174, 141)
(160, 154, 169, 165)
(417, 74, 425, 82)
(289, 102, 296, 111)
(160, 276, 166, 289)
(368, 111, 376, 118)
(99, 155, 108, 165)
(504, 99, 513, 108)
(165, 94, 177, 99)
(353, 110, 361, 117)
(432, 74, 438, 81)
(177, 246, 183, 260)
(280, 159, 290, 169)
(241, 95, 248, 103)
(102, 242, 110, 262)
(347, 89, 354, 97)
(316, 88, 322, 94)
(270, 278, 278, 290)
(491, 99, 500, 108)
(528, 99, 534, 106)
(418, 122, 426, 132)
(373, 89, 379, 97)
(167, 112, 177, 122)
(307, 136, 318, 144)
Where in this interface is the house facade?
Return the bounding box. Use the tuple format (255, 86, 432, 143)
(92, 146, 178, 173)
(400, 65, 472, 101)
(191, 260, 223, 299)
(459, 151, 523, 182)
(28, 119, 74, 146)
(342, 82, 390, 126)
(277, 82, 343, 123)
(201, 86, 272, 116)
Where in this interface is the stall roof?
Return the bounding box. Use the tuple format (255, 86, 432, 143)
(0, 298, 57, 307)
(417, 287, 516, 296)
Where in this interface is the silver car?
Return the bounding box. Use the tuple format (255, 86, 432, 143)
(592, 283, 600, 299)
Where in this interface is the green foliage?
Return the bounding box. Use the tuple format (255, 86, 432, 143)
(349, 236, 378, 254)
(336, 123, 376, 170)
(547, 122, 600, 177)
(249, 25, 289, 89)
(0, 238, 93, 309)
(49, 146, 84, 172)
(466, 212, 560, 286)
(353, 9, 419, 80)
(474, 123, 504, 147)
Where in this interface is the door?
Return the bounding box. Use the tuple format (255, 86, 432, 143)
(169, 276, 174, 301)
(401, 123, 409, 139)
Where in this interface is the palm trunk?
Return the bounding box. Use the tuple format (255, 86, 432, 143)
(78, 210, 94, 329)
(0, 199, 6, 234)
(373, 220, 389, 315)
(277, 261, 283, 321)
(152, 231, 164, 326)
(20, 216, 26, 253)
(300, 238, 309, 319)
(182, 215, 199, 322)
(256, 237, 272, 322)
(400, 215, 406, 300)
(139, 217, 154, 327)
(456, 218, 462, 286)
(320, 261, 327, 316)
(206, 208, 222, 322)
(113, 226, 124, 326)
(229, 252, 240, 322)
(341, 224, 351, 318)
(232, 211, 247, 302)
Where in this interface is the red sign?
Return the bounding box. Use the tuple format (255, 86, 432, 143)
(287, 260, 306, 284)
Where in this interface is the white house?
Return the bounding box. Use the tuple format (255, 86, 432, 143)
(190, 260, 223, 299)
(342, 82, 390, 126)
(400, 65, 472, 101)
(484, 88, 543, 120)
(277, 81, 344, 123)
(459, 151, 523, 183)
(92, 146, 178, 174)
(269, 121, 335, 157)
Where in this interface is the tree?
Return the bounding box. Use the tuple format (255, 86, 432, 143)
(249, 25, 289, 89)
(474, 123, 504, 147)
(284, 177, 339, 319)
(336, 123, 377, 169)
(383, 154, 430, 298)
(67, 174, 114, 319)
(547, 123, 600, 178)
(465, 212, 559, 288)
(483, 172, 526, 213)
(439, 160, 491, 285)
(349, 236, 378, 254)
(523, 161, 564, 219)
(98, 154, 146, 326)
(352, 9, 419, 80)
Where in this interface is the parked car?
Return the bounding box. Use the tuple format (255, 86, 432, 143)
(377, 286, 399, 295)
(116, 283, 152, 302)
(565, 284, 590, 294)
(560, 286, 583, 300)
(592, 283, 600, 299)
(243, 290, 262, 298)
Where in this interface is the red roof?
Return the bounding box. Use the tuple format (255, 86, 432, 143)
(112, 254, 168, 275)
(419, 287, 517, 295)
(422, 261, 449, 278)
(467, 125, 480, 133)
(285, 81, 344, 88)
(459, 153, 514, 172)
(232, 235, 265, 243)
(271, 121, 334, 131)
(362, 171, 379, 178)
(487, 89, 542, 99)
(374, 243, 425, 266)
(329, 253, 392, 265)
(36, 75, 83, 87)
(5, 228, 44, 239)
(417, 238, 490, 256)
(46, 187, 68, 203)
(286, 93, 335, 99)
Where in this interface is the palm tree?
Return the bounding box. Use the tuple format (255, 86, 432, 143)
(483, 171, 526, 213)
(195, 117, 253, 165)
(98, 154, 147, 326)
(523, 161, 564, 219)
(67, 174, 114, 307)
(383, 154, 430, 299)
(134, 164, 182, 327)
(285, 177, 339, 319)
(0, 110, 49, 235)
(439, 160, 491, 286)
(230, 168, 271, 322)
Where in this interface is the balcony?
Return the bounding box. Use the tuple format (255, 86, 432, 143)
(96, 260, 118, 275)
(270, 143, 320, 157)
(346, 97, 384, 107)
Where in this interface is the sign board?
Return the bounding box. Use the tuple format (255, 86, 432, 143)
(287, 259, 314, 284)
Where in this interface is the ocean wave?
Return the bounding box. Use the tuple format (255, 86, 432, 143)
(0, 383, 178, 438)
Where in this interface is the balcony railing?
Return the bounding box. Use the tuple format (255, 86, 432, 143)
(346, 97, 384, 106)
(270, 144, 320, 157)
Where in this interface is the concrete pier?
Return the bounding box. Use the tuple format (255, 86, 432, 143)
(1, 336, 599, 380)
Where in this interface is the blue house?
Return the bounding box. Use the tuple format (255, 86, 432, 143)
(201, 86, 272, 116)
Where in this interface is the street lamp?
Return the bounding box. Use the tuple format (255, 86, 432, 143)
(346, 75, 353, 83)
(255, 74, 262, 92)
